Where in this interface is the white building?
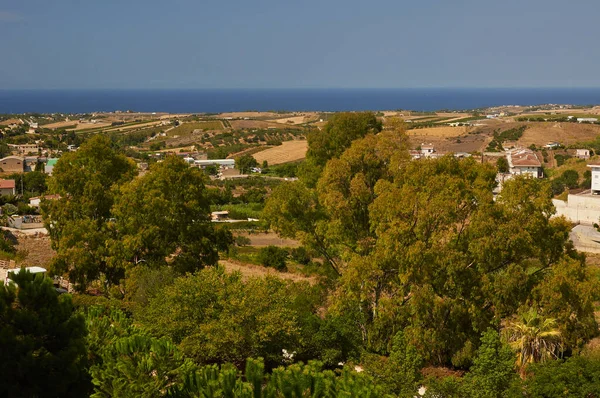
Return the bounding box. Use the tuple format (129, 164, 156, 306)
(420, 144, 435, 158)
(506, 148, 542, 178)
(589, 164, 600, 195)
(576, 149, 591, 160)
(578, 118, 598, 123)
(194, 159, 235, 169)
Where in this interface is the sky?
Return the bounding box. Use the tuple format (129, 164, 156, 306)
(1, 0, 599, 89)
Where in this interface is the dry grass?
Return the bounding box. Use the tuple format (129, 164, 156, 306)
(15, 234, 55, 268)
(229, 120, 303, 130)
(236, 232, 300, 247)
(0, 118, 23, 126)
(220, 259, 316, 284)
(518, 122, 600, 146)
(218, 112, 283, 119)
(252, 140, 308, 165)
(407, 126, 469, 138)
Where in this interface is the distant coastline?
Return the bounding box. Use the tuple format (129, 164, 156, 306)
(2, 88, 600, 114)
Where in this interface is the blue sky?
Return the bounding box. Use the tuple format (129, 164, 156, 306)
(1, 0, 599, 89)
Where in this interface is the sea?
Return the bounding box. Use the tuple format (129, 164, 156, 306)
(2, 88, 600, 114)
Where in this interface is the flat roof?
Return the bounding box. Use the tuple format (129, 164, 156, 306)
(7, 266, 47, 275)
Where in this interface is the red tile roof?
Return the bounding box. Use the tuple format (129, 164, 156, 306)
(509, 149, 541, 167)
(0, 179, 15, 189)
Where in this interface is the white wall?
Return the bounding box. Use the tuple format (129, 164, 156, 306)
(553, 195, 600, 224)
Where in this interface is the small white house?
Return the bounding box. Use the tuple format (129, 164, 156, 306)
(576, 149, 591, 160)
(420, 144, 435, 157)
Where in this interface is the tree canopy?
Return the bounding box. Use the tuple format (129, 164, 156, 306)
(0, 270, 88, 397)
(43, 135, 137, 290)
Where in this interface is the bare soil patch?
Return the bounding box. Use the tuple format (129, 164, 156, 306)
(14, 233, 55, 268)
(252, 140, 308, 165)
(236, 231, 300, 247)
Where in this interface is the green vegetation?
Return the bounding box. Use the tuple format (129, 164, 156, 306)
(5, 111, 600, 396)
(486, 125, 527, 151)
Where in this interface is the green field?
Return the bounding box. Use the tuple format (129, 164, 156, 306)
(168, 121, 224, 137)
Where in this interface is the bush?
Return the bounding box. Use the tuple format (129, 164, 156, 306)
(257, 245, 288, 271)
(235, 235, 251, 246)
(290, 247, 311, 265)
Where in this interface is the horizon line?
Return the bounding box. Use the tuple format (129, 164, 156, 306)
(3, 86, 600, 91)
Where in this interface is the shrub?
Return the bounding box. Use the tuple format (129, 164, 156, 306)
(290, 247, 311, 265)
(257, 245, 288, 271)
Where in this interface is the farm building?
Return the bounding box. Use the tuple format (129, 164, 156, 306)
(0, 156, 25, 173)
(194, 159, 235, 169)
(577, 118, 598, 123)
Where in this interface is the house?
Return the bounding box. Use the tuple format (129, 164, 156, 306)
(4, 266, 46, 285)
(420, 144, 435, 158)
(576, 149, 591, 160)
(409, 150, 422, 160)
(545, 142, 560, 149)
(29, 194, 60, 208)
(0, 156, 25, 173)
(8, 143, 39, 155)
(0, 179, 15, 196)
(211, 211, 229, 221)
(506, 148, 542, 178)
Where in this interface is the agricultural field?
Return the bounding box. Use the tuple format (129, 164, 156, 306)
(230, 119, 303, 130)
(167, 121, 224, 137)
(252, 140, 308, 165)
(406, 125, 469, 138)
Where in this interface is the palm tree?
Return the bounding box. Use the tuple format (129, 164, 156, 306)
(503, 308, 563, 375)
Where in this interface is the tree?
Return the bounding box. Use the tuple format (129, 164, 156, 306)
(461, 329, 517, 398)
(306, 112, 382, 168)
(497, 157, 509, 173)
(235, 154, 258, 174)
(137, 268, 306, 368)
(109, 156, 230, 275)
(85, 306, 191, 398)
(0, 269, 89, 397)
(257, 245, 288, 271)
(503, 308, 563, 375)
(362, 332, 423, 397)
(43, 135, 137, 290)
(561, 169, 579, 189)
(521, 355, 600, 398)
(301, 112, 382, 186)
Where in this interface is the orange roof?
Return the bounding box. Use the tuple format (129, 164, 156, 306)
(0, 179, 15, 189)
